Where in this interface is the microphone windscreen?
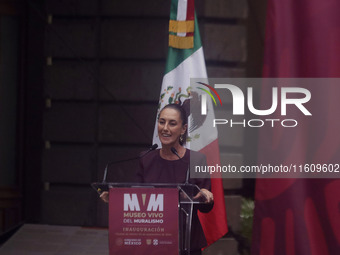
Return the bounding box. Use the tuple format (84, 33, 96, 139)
(151, 144, 158, 150)
(170, 147, 177, 155)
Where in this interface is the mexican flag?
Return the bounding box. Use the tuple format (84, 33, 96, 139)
(153, 0, 228, 247)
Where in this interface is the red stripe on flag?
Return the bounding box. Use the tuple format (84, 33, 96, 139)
(198, 139, 228, 246)
(186, 0, 195, 20)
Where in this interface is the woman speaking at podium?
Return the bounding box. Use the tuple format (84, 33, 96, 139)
(101, 103, 214, 255)
(136, 104, 214, 255)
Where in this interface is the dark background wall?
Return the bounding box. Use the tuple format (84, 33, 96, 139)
(0, 0, 267, 253)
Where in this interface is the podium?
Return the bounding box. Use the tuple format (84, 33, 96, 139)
(92, 182, 208, 255)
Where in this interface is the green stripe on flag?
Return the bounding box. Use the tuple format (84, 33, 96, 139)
(170, 0, 178, 20)
(165, 15, 203, 74)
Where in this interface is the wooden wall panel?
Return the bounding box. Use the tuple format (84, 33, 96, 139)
(99, 61, 164, 101)
(98, 104, 156, 144)
(100, 19, 168, 59)
(203, 0, 248, 19)
(97, 146, 145, 184)
(207, 66, 246, 78)
(203, 24, 247, 62)
(45, 19, 97, 58)
(101, 0, 171, 17)
(215, 109, 245, 147)
(45, 61, 96, 100)
(43, 103, 96, 142)
(42, 146, 95, 184)
(225, 195, 242, 232)
(41, 188, 95, 226)
(220, 153, 244, 190)
(46, 0, 98, 16)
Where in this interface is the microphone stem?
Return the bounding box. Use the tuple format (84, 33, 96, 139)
(171, 147, 190, 184)
(102, 144, 158, 183)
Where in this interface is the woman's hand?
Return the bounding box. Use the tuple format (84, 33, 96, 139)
(100, 191, 109, 203)
(195, 188, 214, 204)
(201, 188, 214, 203)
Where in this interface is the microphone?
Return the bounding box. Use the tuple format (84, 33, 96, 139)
(102, 144, 158, 183)
(171, 147, 190, 184)
(170, 147, 180, 158)
(140, 143, 158, 157)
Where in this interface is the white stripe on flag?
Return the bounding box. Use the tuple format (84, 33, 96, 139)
(153, 47, 217, 149)
(177, 0, 187, 37)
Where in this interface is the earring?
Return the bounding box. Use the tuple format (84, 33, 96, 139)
(179, 135, 184, 143)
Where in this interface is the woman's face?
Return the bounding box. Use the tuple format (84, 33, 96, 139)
(158, 108, 187, 147)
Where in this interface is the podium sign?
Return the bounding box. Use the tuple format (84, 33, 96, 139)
(109, 187, 179, 255)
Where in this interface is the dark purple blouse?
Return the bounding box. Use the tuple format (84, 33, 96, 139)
(136, 149, 213, 251)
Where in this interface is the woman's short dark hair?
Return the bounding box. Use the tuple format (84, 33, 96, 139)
(159, 104, 188, 145)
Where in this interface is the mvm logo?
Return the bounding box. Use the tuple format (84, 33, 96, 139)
(124, 193, 164, 212)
